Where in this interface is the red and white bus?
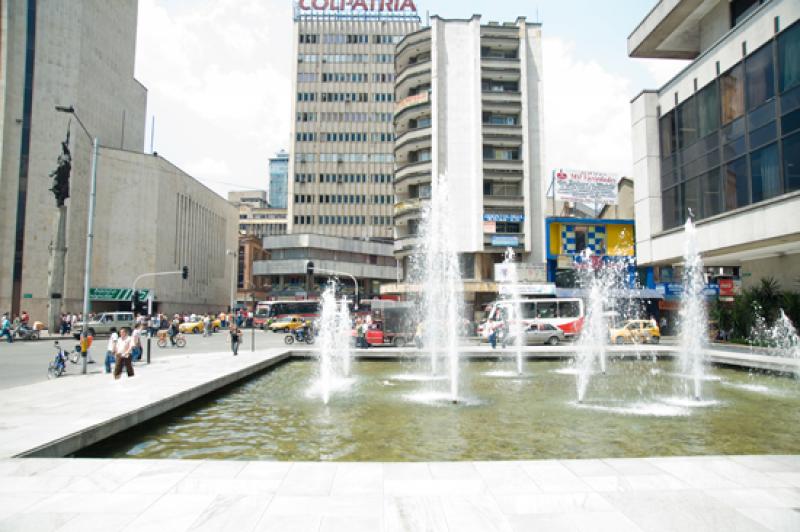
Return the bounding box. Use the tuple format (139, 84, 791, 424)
(253, 300, 320, 329)
(479, 298, 585, 338)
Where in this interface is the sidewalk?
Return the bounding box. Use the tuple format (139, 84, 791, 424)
(0, 348, 290, 458)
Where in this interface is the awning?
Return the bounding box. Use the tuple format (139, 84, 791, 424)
(89, 288, 150, 302)
(556, 288, 663, 300)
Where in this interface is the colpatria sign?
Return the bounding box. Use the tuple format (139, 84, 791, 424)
(298, 0, 417, 12)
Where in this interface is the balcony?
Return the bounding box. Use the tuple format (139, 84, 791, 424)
(480, 56, 521, 72)
(395, 126, 432, 151)
(394, 198, 422, 218)
(396, 29, 431, 63)
(395, 91, 430, 116)
(393, 235, 421, 255)
(482, 123, 523, 139)
(394, 160, 432, 186)
(483, 194, 525, 208)
(483, 158, 523, 173)
(482, 90, 521, 105)
(396, 61, 432, 91)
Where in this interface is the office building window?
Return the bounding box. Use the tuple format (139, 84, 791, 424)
(724, 157, 749, 210)
(721, 63, 745, 125)
(784, 131, 800, 193)
(750, 143, 781, 202)
(746, 43, 775, 110)
(701, 169, 724, 218)
(697, 82, 719, 139)
(681, 176, 701, 221)
(677, 95, 698, 148)
(778, 22, 800, 92)
(662, 186, 680, 230)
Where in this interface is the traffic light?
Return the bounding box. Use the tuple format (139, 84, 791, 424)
(306, 261, 315, 276)
(182, 266, 189, 280)
(131, 290, 140, 312)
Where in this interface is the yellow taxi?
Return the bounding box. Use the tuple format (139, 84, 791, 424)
(609, 319, 661, 345)
(268, 316, 306, 333)
(179, 318, 222, 334)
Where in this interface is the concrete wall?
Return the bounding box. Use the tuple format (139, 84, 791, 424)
(741, 253, 800, 292)
(630, 90, 662, 265)
(519, 21, 545, 263)
(699, 0, 730, 52)
(432, 16, 484, 253)
(95, 149, 239, 315)
(0, 0, 147, 320)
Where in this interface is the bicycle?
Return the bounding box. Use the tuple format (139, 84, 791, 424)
(47, 341, 70, 379)
(157, 331, 186, 348)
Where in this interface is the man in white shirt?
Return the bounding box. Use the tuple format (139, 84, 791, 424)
(113, 327, 135, 379)
(131, 325, 143, 362)
(104, 328, 118, 374)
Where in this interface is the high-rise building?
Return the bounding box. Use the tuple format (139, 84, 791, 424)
(387, 16, 545, 316)
(630, 0, 800, 292)
(288, 3, 420, 238)
(268, 149, 289, 209)
(228, 190, 289, 238)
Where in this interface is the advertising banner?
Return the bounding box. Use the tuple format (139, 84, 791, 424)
(483, 213, 525, 223)
(553, 168, 619, 205)
(495, 263, 547, 283)
(483, 221, 497, 234)
(491, 236, 520, 247)
(499, 283, 557, 296)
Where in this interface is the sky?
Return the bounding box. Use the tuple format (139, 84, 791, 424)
(134, 0, 689, 198)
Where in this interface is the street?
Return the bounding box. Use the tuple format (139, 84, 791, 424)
(0, 328, 290, 390)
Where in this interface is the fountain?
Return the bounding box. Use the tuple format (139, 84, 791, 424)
(315, 281, 353, 404)
(677, 216, 708, 400)
(575, 251, 611, 402)
(501, 247, 525, 375)
(766, 310, 800, 376)
(414, 174, 464, 402)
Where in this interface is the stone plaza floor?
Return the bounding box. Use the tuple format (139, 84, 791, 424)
(0, 345, 797, 531)
(0, 455, 799, 531)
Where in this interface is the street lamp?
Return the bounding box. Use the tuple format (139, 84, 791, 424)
(226, 249, 237, 312)
(56, 105, 99, 376)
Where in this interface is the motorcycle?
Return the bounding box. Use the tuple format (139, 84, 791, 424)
(15, 324, 40, 341)
(284, 327, 315, 345)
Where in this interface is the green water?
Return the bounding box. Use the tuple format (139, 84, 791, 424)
(80, 359, 800, 461)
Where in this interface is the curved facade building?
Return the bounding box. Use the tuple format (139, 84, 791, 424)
(389, 16, 546, 314)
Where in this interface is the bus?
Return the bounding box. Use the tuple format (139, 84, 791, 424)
(479, 298, 585, 338)
(253, 300, 320, 329)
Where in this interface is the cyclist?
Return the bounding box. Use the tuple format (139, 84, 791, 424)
(168, 318, 179, 346)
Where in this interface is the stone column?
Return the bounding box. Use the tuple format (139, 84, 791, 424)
(47, 206, 68, 333)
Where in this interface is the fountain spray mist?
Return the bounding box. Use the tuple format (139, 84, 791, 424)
(415, 174, 464, 402)
(678, 217, 708, 400)
(501, 248, 525, 375)
(316, 281, 353, 404)
(575, 251, 610, 402)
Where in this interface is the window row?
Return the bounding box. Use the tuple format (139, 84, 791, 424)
(313, 132, 394, 143)
(658, 20, 800, 228)
(294, 194, 314, 204)
(296, 112, 394, 123)
(299, 54, 398, 64)
(662, 132, 800, 228)
(320, 194, 366, 204)
(298, 34, 403, 45)
(296, 153, 395, 163)
(294, 173, 393, 183)
(483, 146, 521, 160)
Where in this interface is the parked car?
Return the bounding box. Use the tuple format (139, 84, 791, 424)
(179, 319, 222, 334)
(609, 320, 661, 344)
(268, 316, 306, 333)
(504, 323, 566, 346)
(73, 312, 135, 338)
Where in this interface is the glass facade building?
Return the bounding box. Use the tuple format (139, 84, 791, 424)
(269, 150, 289, 209)
(659, 20, 800, 230)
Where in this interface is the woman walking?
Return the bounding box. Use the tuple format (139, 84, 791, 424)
(229, 324, 242, 356)
(113, 327, 135, 379)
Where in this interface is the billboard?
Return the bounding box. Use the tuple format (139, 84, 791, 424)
(494, 263, 547, 283)
(298, 0, 417, 12)
(553, 168, 619, 205)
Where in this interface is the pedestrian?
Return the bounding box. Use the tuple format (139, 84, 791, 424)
(113, 327, 135, 379)
(20, 311, 29, 326)
(104, 327, 118, 374)
(168, 318, 179, 346)
(0, 314, 13, 343)
(131, 324, 143, 362)
(229, 324, 242, 356)
(489, 323, 498, 349)
(203, 315, 211, 337)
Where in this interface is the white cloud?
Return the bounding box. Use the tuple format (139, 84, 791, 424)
(542, 37, 634, 179)
(135, 0, 293, 198)
(639, 58, 691, 87)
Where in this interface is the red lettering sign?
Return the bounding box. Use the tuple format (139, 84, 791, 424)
(299, 0, 417, 12)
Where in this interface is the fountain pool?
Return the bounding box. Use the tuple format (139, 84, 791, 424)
(78, 358, 800, 462)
